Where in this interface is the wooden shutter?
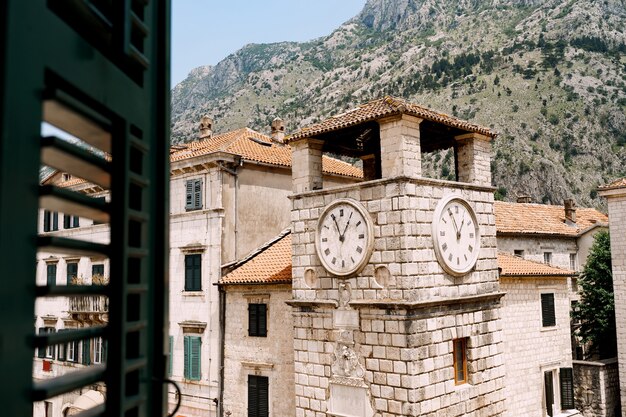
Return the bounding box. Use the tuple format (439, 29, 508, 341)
(72, 215, 79, 228)
(193, 254, 201, 290)
(82, 339, 91, 365)
(545, 371, 554, 417)
(185, 180, 193, 209)
(43, 211, 50, 232)
(63, 214, 71, 229)
(193, 179, 202, 209)
(184, 335, 190, 379)
(249, 304, 258, 336)
(46, 264, 56, 286)
(541, 293, 556, 327)
(248, 375, 269, 417)
(52, 212, 58, 231)
(57, 330, 66, 361)
(168, 336, 173, 376)
(37, 328, 46, 358)
(190, 336, 201, 380)
(66, 263, 78, 285)
(560, 367, 575, 409)
(258, 304, 267, 337)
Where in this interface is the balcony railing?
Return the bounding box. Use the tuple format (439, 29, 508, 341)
(68, 296, 109, 323)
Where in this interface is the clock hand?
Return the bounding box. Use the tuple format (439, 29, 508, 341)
(331, 214, 342, 241)
(448, 208, 459, 236)
(341, 212, 353, 238)
(458, 213, 465, 239)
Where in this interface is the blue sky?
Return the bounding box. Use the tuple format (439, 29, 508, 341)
(171, 0, 366, 86)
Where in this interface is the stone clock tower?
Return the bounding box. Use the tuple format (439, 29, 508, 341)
(286, 97, 505, 417)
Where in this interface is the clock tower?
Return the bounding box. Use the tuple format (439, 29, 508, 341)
(286, 97, 505, 417)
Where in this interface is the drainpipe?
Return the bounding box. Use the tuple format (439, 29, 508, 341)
(216, 161, 239, 260)
(217, 285, 226, 417)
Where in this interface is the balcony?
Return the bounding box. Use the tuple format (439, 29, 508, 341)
(68, 295, 109, 323)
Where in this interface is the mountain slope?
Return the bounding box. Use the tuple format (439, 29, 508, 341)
(171, 0, 626, 209)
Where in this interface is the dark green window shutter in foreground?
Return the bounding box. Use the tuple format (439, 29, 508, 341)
(560, 367, 575, 409)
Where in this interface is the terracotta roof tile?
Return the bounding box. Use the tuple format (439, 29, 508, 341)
(220, 230, 292, 285)
(498, 252, 574, 276)
(599, 177, 626, 190)
(495, 201, 607, 237)
(170, 128, 362, 178)
(286, 96, 496, 142)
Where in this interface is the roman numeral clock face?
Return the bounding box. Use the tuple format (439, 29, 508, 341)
(432, 196, 481, 277)
(316, 199, 374, 276)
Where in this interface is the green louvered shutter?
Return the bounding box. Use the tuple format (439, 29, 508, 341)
(43, 211, 50, 232)
(248, 375, 269, 417)
(168, 336, 173, 376)
(184, 336, 190, 379)
(81, 339, 91, 365)
(185, 180, 194, 210)
(560, 367, 575, 409)
(37, 328, 46, 358)
(190, 336, 201, 380)
(52, 212, 58, 230)
(46, 264, 56, 286)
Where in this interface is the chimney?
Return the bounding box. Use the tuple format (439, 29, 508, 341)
(270, 117, 285, 144)
(564, 198, 576, 224)
(199, 115, 213, 139)
(517, 195, 532, 204)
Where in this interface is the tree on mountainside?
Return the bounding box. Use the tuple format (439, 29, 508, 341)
(571, 230, 617, 359)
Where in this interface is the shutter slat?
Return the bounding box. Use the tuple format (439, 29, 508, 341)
(560, 367, 575, 409)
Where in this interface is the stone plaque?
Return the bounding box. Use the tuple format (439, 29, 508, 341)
(333, 309, 359, 329)
(328, 382, 374, 417)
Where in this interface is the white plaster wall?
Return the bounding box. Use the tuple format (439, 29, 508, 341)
(500, 277, 573, 417)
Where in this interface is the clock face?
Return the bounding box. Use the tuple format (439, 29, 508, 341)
(432, 195, 481, 276)
(316, 199, 374, 276)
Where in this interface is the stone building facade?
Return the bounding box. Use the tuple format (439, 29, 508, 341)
(599, 178, 626, 416)
(498, 252, 577, 416)
(219, 230, 295, 417)
(286, 97, 506, 417)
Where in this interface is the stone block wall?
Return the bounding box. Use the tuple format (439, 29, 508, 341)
(500, 277, 573, 416)
(455, 133, 492, 187)
(574, 359, 620, 417)
(290, 177, 505, 417)
(222, 284, 295, 417)
(379, 115, 422, 179)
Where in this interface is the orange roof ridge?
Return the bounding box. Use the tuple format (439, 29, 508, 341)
(599, 177, 626, 190)
(498, 252, 575, 277)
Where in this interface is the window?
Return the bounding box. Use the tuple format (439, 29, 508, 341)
(248, 375, 269, 417)
(43, 211, 59, 232)
(569, 253, 577, 271)
(248, 303, 267, 337)
(66, 338, 78, 363)
(184, 254, 202, 291)
(183, 335, 201, 380)
(453, 338, 468, 385)
(46, 264, 57, 286)
(63, 214, 79, 229)
(93, 337, 104, 364)
(185, 178, 202, 210)
(514, 249, 524, 258)
(541, 293, 556, 327)
(52, 212, 58, 231)
(92, 264, 105, 277)
(544, 252, 552, 265)
(67, 262, 78, 285)
(37, 328, 55, 359)
(43, 210, 51, 232)
(57, 330, 66, 361)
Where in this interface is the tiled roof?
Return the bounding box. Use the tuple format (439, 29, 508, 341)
(599, 177, 626, 190)
(220, 230, 292, 285)
(287, 96, 496, 142)
(495, 201, 607, 237)
(498, 252, 574, 277)
(170, 128, 362, 178)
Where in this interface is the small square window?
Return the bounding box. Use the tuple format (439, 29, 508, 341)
(514, 249, 524, 258)
(544, 252, 552, 265)
(453, 338, 468, 385)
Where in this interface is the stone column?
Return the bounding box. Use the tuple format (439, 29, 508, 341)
(379, 114, 422, 178)
(291, 138, 323, 193)
(599, 181, 626, 415)
(455, 133, 492, 186)
(361, 154, 377, 181)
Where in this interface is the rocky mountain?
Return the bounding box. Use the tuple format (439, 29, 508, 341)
(171, 0, 626, 209)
